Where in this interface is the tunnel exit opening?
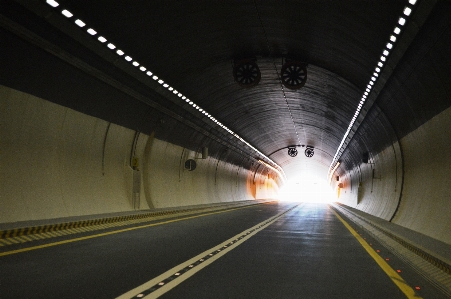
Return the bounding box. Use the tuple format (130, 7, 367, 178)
(278, 174, 336, 203)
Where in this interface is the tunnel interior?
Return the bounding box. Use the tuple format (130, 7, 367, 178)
(1, 0, 451, 246)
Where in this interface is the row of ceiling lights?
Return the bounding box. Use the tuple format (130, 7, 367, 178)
(44, 0, 283, 174)
(329, 0, 418, 174)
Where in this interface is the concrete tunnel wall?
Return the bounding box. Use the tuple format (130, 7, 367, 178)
(0, 86, 278, 224)
(339, 106, 451, 245)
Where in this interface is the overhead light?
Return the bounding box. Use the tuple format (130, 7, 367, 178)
(152, 75, 158, 80)
(178, 94, 183, 97)
(46, 0, 59, 7)
(380, 56, 386, 62)
(98, 36, 107, 43)
(132, 61, 139, 66)
(185, 98, 190, 102)
(87, 28, 97, 35)
(168, 87, 173, 91)
(146, 71, 153, 76)
(386, 43, 393, 49)
(403, 7, 412, 16)
(409, 0, 417, 4)
(163, 83, 169, 88)
(116, 49, 124, 56)
(398, 17, 406, 26)
(139, 66, 146, 71)
(371, 77, 376, 81)
(158, 79, 164, 84)
(394, 27, 401, 34)
(182, 96, 186, 100)
(107, 43, 116, 49)
(124, 56, 132, 62)
(378, 62, 383, 67)
(373, 72, 379, 77)
(189, 101, 193, 105)
(173, 90, 178, 94)
(61, 10, 73, 18)
(75, 19, 86, 27)
(383, 50, 389, 56)
(390, 35, 397, 42)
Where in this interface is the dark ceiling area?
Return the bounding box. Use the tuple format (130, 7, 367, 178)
(1, 0, 450, 181)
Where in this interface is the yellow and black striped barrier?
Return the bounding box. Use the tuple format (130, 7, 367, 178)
(0, 201, 270, 247)
(332, 204, 451, 276)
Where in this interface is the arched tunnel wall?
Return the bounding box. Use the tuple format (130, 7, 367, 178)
(0, 86, 278, 223)
(339, 106, 451, 245)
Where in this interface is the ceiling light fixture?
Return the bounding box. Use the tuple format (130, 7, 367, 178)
(329, 0, 413, 176)
(404, 7, 412, 16)
(45, 1, 284, 175)
(75, 19, 86, 27)
(46, 0, 59, 7)
(61, 10, 73, 18)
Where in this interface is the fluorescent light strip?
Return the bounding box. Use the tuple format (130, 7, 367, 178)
(75, 19, 85, 27)
(61, 10, 73, 18)
(329, 1, 414, 174)
(46, 0, 59, 7)
(45, 1, 283, 174)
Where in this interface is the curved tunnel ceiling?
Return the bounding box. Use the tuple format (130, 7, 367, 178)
(2, 0, 449, 181)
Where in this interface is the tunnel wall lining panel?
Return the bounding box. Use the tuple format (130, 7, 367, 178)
(340, 105, 451, 245)
(0, 86, 277, 223)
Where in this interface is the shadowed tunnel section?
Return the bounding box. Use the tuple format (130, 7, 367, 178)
(1, 0, 451, 295)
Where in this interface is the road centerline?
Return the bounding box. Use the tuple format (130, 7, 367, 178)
(116, 204, 299, 299)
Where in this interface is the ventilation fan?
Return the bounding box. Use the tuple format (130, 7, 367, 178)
(288, 147, 298, 157)
(233, 59, 261, 88)
(281, 61, 307, 90)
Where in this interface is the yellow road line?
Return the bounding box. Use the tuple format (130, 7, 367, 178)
(330, 206, 421, 299)
(0, 202, 273, 257)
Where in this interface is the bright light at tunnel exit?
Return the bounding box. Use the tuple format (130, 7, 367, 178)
(278, 175, 336, 203)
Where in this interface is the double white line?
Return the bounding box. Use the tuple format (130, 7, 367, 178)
(116, 205, 298, 299)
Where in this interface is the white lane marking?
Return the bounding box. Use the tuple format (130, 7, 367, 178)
(116, 205, 298, 299)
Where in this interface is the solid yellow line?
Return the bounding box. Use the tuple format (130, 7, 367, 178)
(329, 206, 421, 299)
(0, 203, 271, 257)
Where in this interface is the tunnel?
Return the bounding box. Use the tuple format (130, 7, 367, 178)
(1, 0, 451, 298)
